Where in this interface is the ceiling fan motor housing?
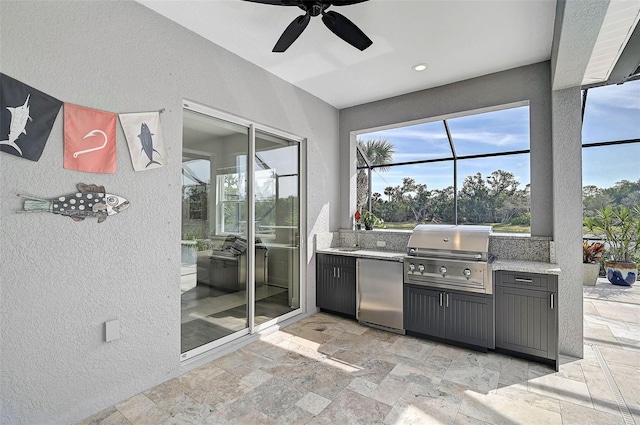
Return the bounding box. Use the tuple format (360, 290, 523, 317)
(245, 0, 372, 52)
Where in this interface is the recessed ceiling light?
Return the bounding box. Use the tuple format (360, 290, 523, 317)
(413, 63, 428, 72)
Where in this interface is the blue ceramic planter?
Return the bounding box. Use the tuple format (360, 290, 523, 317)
(605, 261, 637, 286)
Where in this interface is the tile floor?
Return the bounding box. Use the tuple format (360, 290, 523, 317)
(78, 280, 640, 424)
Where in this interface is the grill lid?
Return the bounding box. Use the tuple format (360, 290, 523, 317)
(407, 224, 492, 259)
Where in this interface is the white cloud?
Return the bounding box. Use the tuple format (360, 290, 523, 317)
(451, 131, 522, 147)
(363, 127, 527, 149)
(365, 128, 449, 142)
(392, 152, 451, 162)
(588, 82, 640, 111)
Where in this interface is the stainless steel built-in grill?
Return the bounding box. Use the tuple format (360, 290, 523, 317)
(404, 224, 494, 294)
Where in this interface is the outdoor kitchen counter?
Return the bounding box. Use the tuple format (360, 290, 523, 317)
(492, 259, 561, 275)
(315, 247, 405, 262)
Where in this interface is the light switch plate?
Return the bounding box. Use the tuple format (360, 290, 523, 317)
(105, 319, 120, 342)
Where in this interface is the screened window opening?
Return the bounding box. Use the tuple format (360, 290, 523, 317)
(581, 80, 640, 219)
(357, 105, 531, 233)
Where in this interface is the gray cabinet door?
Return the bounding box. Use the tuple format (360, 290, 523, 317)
(495, 283, 557, 360)
(316, 254, 356, 317)
(404, 285, 493, 349)
(403, 285, 445, 338)
(445, 292, 493, 349)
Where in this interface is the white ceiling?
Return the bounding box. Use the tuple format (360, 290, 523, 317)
(137, 0, 635, 109)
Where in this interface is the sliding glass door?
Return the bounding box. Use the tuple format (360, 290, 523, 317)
(254, 130, 300, 326)
(181, 103, 302, 358)
(181, 110, 249, 355)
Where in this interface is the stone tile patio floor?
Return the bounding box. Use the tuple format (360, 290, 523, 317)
(79, 279, 640, 424)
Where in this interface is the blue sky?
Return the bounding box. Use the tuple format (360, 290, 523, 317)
(361, 106, 531, 194)
(582, 80, 640, 188)
(360, 80, 640, 195)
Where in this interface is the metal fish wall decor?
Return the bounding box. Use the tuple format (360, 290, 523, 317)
(18, 183, 130, 223)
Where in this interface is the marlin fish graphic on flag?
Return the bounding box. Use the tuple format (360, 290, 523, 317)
(0, 73, 63, 161)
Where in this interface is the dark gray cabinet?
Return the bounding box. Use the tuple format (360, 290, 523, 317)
(495, 271, 558, 370)
(404, 284, 494, 351)
(316, 254, 356, 317)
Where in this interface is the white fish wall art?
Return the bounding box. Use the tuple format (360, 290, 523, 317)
(1, 73, 63, 161)
(18, 183, 129, 223)
(1, 94, 32, 155)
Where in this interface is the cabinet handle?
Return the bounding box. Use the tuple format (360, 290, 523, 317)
(515, 277, 533, 283)
(337, 267, 341, 279)
(439, 292, 443, 307)
(446, 293, 449, 307)
(333, 267, 336, 278)
(550, 293, 555, 309)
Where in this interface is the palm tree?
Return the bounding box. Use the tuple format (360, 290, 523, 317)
(357, 138, 395, 209)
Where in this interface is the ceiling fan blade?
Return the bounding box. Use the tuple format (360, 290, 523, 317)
(243, 1, 369, 7)
(244, 0, 292, 6)
(273, 14, 311, 52)
(321, 10, 372, 51)
(243, 0, 293, 5)
(329, 0, 369, 5)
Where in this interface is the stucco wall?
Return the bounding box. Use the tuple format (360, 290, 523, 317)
(0, 1, 338, 423)
(551, 87, 584, 357)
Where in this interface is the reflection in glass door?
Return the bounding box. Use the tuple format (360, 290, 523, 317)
(181, 109, 249, 355)
(254, 131, 300, 326)
(181, 104, 302, 358)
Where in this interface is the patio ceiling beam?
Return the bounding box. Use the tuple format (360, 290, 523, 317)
(551, 0, 609, 90)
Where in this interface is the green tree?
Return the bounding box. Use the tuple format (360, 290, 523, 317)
(583, 185, 613, 216)
(486, 170, 528, 223)
(356, 138, 395, 209)
(428, 187, 455, 223)
(458, 173, 490, 223)
(394, 178, 431, 222)
(583, 179, 640, 216)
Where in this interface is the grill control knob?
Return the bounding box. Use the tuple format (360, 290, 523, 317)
(439, 266, 447, 275)
(409, 263, 415, 272)
(418, 264, 425, 273)
(463, 268, 472, 278)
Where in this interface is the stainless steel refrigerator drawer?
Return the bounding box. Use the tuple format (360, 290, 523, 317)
(357, 259, 404, 332)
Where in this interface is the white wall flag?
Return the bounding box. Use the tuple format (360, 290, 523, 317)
(119, 112, 167, 171)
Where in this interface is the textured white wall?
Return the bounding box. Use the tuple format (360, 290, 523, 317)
(551, 87, 584, 358)
(0, 1, 338, 424)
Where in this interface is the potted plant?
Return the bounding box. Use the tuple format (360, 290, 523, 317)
(584, 205, 640, 286)
(582, 241, 605, 286)
(354, 209, 362, 230)
(361, 210, 382, 230)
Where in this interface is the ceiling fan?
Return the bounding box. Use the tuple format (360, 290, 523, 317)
(243, 0, 373, 52)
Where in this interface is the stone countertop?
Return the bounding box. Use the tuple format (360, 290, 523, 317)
(492, 260, 561, 275)
(316, 247, 405, 262)
(315, 248, 561, 272)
